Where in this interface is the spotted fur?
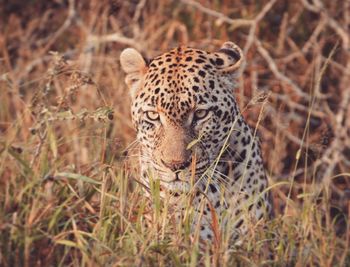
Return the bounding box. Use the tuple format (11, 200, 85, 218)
(120, 42, 272, 243)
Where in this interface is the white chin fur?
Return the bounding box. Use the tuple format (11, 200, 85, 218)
(161, 180, 191, 193)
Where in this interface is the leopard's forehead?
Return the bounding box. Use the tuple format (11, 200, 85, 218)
(134, 47, 228, 121)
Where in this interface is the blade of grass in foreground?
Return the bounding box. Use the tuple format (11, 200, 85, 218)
(55, 172, 101, 185)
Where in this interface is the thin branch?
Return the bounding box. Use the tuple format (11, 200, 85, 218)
(180, 0, 254, 29)
(301, 0, 349, 50)
(255, 39, 310, 100)
(89, 33, 139, 49)
(244, 0, 277, 53)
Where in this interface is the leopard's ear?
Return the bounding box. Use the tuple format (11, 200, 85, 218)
(120, 48, 147, 98)
(214, 42, 245, 75)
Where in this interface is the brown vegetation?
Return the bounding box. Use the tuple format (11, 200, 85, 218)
(0, 0, 349, 266)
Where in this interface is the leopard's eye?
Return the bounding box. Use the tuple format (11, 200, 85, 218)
(194, 109, 209, 120)
(145, 111, 160, 121)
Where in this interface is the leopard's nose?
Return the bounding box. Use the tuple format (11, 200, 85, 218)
(161, 159, 190, 172)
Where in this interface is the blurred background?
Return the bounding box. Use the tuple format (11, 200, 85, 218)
(0, 0, 349, 265)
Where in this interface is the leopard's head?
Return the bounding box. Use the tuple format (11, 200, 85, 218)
(120, 42, 245, 192)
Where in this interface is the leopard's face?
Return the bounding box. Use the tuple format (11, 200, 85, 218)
(121, 42, 244, 193)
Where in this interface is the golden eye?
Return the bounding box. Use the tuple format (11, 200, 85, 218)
(194, 109, 209, 120)
(145, 111, 160, 121)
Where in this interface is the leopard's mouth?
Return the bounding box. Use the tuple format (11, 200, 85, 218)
(150, 163, 204, 194)
(158, 174, 189, 184)
(154, 171, 192, 193)
(159, 180, 191, 194)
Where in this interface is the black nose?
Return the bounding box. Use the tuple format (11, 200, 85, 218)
(161, 159, 190, 172)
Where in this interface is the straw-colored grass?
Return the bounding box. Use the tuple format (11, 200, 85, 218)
(0, 1, 349, 266)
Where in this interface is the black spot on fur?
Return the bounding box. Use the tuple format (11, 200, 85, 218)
(198, 70, 206, 78)
(235, 219, 244, 229)
(209, 80, 215, 89)
(242, 136, 251, 146)
(209, 184, 217, 193)
(195, 59, 205, 64)
(215, 58, 224, 66)
(239, 149, 246, 161)
(259, 184, 264, 192)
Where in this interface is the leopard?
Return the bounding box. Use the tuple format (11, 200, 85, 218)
(120, 41, 272, 244)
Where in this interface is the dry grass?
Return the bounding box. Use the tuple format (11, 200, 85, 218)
(0, 0, 349, 266)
